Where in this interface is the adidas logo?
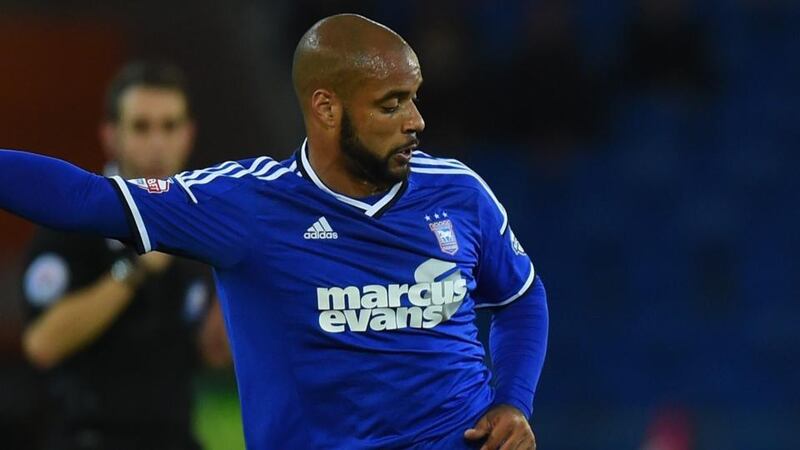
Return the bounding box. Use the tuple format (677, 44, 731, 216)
(304, 216, 338, 240)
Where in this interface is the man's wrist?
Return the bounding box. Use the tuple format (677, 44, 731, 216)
(110, 257, 146, 288)
(492, 399, 531, 420)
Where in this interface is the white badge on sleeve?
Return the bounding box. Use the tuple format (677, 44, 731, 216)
(23, 253, 70, 307)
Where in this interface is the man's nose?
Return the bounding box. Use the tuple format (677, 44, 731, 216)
(403, 101, 425, 134)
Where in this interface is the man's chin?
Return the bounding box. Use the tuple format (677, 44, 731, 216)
(387, 164, 410, 183)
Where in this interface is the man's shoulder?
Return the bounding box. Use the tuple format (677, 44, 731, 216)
(173, 154, 299, 200)
(409, 150, 493, 194)
(409, 150, 509, 233)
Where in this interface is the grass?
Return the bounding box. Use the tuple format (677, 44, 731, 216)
(193, 372, 246, 450)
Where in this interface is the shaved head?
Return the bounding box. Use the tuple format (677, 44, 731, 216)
(292, 14, 418, 110)
(293, 14, 425, 197)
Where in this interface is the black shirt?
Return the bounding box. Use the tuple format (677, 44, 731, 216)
(22, 229, 213, 450)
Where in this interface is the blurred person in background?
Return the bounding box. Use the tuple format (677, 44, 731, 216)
(19, 62, 230, 450)
(0, 306, 45, 450)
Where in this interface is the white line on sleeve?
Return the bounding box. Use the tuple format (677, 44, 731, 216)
(110, 176, 152, 253)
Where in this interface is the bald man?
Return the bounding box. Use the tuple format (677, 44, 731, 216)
(0, 14, 548, 450)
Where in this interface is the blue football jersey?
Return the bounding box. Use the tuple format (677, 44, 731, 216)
(108, 140, 535, 449)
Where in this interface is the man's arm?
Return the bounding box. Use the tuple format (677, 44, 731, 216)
(2, 149, 254, 267)
(488, 276, 548, 417)
(23, 253, 172, 369)
(465, 277, 548, 450)
(456, 159, 548, 449)
(0, 150, 129, 237)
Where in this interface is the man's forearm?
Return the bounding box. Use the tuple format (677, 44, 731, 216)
(489, 276, 549, 419)
(23, 273, 138, 369)
(0, 149, 128, 237)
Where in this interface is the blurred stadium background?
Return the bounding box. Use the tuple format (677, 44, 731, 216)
(1, 0, 798, 449)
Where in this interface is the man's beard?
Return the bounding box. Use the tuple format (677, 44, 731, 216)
(340, 109, 410, 189)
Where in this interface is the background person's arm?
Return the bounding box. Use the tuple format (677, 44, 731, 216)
(22, 252, 172, 369)
(198, 299, 232, 369)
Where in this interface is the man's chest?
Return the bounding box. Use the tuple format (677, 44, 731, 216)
(257, 189, 480, 274)
(239, 192, 483, 333)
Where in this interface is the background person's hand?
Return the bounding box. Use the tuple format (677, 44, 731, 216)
(464, 404, 536, 450)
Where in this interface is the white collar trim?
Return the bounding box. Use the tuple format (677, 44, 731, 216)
(299, 138, 404, 217)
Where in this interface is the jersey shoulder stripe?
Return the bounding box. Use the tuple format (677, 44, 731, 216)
(179, 160, 241, 181)
(174, 156, 295, 204)
(410, 151, 508, 235)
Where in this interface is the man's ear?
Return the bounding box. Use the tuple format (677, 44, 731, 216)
(310, 89, 341, 129)
(99, 121, 118, 161)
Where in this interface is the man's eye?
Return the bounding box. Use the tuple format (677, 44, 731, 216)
(162, 120, 178, 132)
(381, 101, 400, 113)
(132, 121, 150, 133)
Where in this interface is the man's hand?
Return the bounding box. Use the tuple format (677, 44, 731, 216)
(464, 404, 536, 450)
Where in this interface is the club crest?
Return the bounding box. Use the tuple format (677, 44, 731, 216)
(429, 219, 459, 255)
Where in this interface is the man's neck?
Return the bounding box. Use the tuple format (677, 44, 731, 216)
(306, 139, 388, 198)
